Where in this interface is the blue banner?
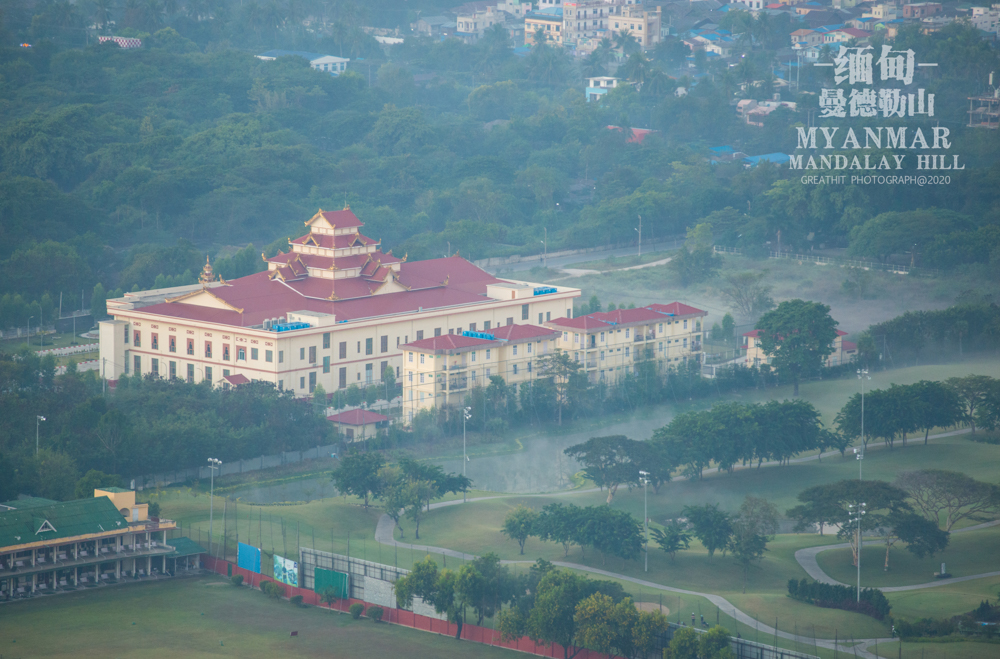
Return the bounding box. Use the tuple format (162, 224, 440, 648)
(237, 542, 261, 574)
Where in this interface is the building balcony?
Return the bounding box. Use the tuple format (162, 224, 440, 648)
(447, 363, 468, 371)
(0, 543, 174, 580)
(585, 360, 598, 369)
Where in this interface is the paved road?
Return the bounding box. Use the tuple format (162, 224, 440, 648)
(794, 519, 1000, 591)
(488, 238, 684, 274)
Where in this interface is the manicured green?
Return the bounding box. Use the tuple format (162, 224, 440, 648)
(886, 575, 1000, 622)
(0, 576, 523, 658)
(817, 526, 1000, 588)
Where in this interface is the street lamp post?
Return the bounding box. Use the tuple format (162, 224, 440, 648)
(855, 369, 870, 480)
(36, 415, 46, 455)
(639, 470, 650, 572)
(849, 502, 866, 602)
(463, 407, 472, 503)
(635, 215, 642, 260)
(27, 316, 34, 348)
(540, 227, 547, 269)
(207, 458, 222, 556)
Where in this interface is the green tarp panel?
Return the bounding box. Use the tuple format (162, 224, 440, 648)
(314, 567, 348, 598)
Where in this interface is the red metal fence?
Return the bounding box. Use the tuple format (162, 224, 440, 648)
(203, 556, 616, 659)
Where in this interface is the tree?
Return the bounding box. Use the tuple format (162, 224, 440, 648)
(74, 469, 121, 500)
(563, 435, 640, 504)
(632, 609, 669, 659)
(720, 271, 774, 321)
(538, 351, 583, 426)
(699, 625, 737, 659)
(728, 496, 778, 593)
(404, 479, 436, 539)
(395, 557, 466, 639)
(755, 300, 839, 396)
(613, 28, 640, 55)
(909, 380, 963, 444)
(534, 503, 583, 557)
(668, 626, 700, 659)
(585, 506, 643, 567)
(787, 484, 846, 535)
(947, 375, 994, 434)
(91, 283, 107, 319)
(894, 469, 1000, 531)
(888, 512, 949, 565)
(32, 449, 79, 500)
(501, 504, 539, 555)
(526, 570, 591, 659)
(376, 465, 408, 537)
(574, 593, 638, 659)
(457, 553, 515, 625)
(671, 223, 723, 286)
(330, 451, 384, 509)
(651, 520, 691, 562)
(682, 504, 732, 558)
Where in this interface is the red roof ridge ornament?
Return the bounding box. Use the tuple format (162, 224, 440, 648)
(199, 255, 215, 285)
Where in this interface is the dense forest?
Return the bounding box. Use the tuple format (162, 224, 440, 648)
(1, 0, 999, 330)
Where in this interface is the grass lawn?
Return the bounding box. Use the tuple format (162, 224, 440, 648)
(0, 576, 523, 659)
(818, 526, 1000, 588)
(872, 640, 1000, 659)
(887, 575, 1000, 621)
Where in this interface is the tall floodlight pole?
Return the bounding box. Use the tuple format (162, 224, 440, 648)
(541, 227, 547, 268)
(207, 458, 222, 556)
(639, 470, 650, 572)
(635, 215, 642, 260)
(463, 407, 472, 503)
(849, 502, 866, 602)
(36, 415, 46, 455)
(854, 369, 870, 480)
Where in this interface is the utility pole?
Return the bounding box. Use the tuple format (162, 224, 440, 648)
(36, 415, 46, 455)
(540, 227, 547, 268)
(639, 470, 650, 572)
(849, 502, 866, 602)
(463, 407, 471, 503)
(207, 458, 222, 556)
(635, 215, 642, 260)
(854, 369, 870, 480)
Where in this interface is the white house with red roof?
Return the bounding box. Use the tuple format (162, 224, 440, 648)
(400, 324, 560, 420)
(543, 302, 708, 383)
(326, 408, 390, 442)
(98, 208, 580, 401)
(743, 328, 857, 368)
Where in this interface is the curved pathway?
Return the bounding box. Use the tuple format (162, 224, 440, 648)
(795, 519, 1000, 591)
(375, 427, 985, 658)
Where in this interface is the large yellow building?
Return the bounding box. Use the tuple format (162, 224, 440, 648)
(743, 329, 857, 367)
(99, 208, 580, 400)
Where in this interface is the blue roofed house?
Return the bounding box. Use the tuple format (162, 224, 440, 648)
(744, 153, 791, 167)
(256, 50, 349, 75)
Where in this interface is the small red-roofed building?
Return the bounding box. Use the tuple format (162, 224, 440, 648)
(743, 328, 855, 367)
(326, 408, 390, 442)
(544, 302, 707, 382)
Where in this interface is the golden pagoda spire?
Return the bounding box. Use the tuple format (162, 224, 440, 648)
(199, 255, 215, 285)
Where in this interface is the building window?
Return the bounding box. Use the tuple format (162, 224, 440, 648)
(471, 351, 477, 362)
(471, 370, 477, 383)
(381, 335, 388, 353)
(151, 358, 159, 377)
(684, 320, 688, 329)
(625, 328, 630, 338)
(684, 338, 689, 348)
(434, 328, 442, 337)
(527, 361, 532, 373)
(625, 347, 630, 357)
(408, 372, 413, 383)
(251, 347, 258, 360)
(420, 373, 425, 384)
(419, 354, 425, 364)
(486, 349, 491, 359)
(323, 332, 331, 349)
(539, 313, 543, 324)
(381, 361, 388, 380)
(574, 334, 579, 344)
(300, 377, 305, 390)
(223, 345, 230, 361)
(185, 338, 194, 355)
(365, 338, 373, 355)
(409, 352, 413, 363)
(484, 321, 491, 330)
(169, 336, 176, 353)
(309, 346, 317, 363)
(278, 380, 283, 390)
(187, 363, 194, 383)
(205, 366, 212, 382)
(416, 330, 424, 341)
(527, 343, 532, 354)
(125, 325, 130, 344)
(151, 333, 159, 350)
(419, 391, 425, 402)
(600, 351, 605, 361)
(133, 355, 140, 373)
(300, 347, 305, 360)
(205, 342, 212, 358)
(266, 350, 273, 363)
(278, 350, 284, 363)
(339, 342, 347, 359)
(133, 331, 141, 347)
(339, 367, 347, 389)
(486, 368, 491, 377)
(309, 372, 317, 393)
(507, 317, 513, 326)
(513, 345, 518, 356)
(547, 312, 551, 321)
(323, 356, 331, 373)
(521, 304, 529, 320)
(169, 361, 176, 379)
(238, 347, 246, 361)
(513, 364, 519, 375)
(470, 323, 477, 332)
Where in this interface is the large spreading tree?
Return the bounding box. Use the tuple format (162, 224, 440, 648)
(755, 299, 839, 396)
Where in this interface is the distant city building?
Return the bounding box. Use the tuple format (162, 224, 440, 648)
(255, 50, 349, 75)
(97, 36, 142, 48)
(585, 76, 621, 102)
(525, 6, 565, 44)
